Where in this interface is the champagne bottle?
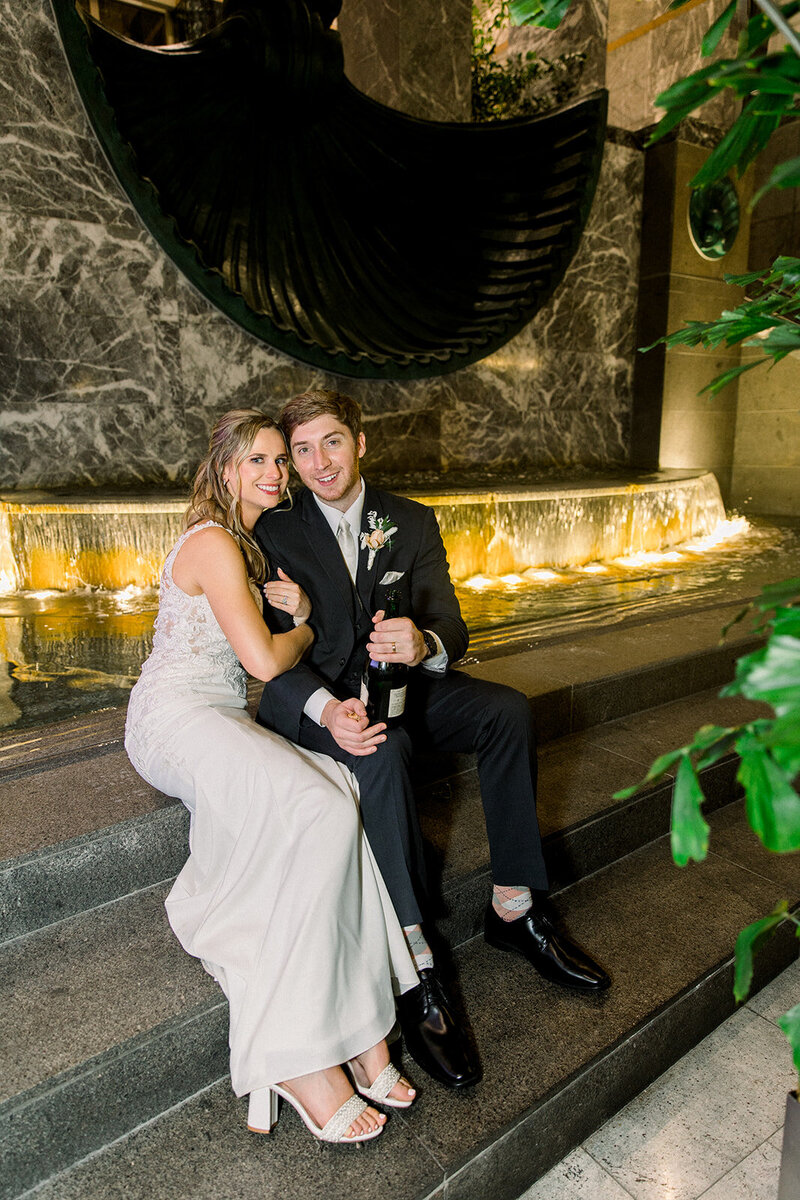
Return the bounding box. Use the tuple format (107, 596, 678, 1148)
(365, 588, 408, 727)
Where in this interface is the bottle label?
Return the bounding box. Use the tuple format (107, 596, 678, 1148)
(388, 686, 407, 718)
(360, 675, 370, 706)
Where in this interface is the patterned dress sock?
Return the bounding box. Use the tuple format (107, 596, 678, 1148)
(492, 885, 533, 922)
(403, 924, 435, 973)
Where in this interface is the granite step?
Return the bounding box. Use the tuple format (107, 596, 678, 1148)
(0, 596, 764, 945)
(4, 799, 797, 1200)
(0, 684, 763, 948)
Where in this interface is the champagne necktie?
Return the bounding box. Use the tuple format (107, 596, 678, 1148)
(336, 517, 358, 582)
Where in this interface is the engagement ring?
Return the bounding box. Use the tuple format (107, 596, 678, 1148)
(283, 595, 288, 604)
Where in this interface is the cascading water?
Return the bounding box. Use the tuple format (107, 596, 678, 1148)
(419, 473, 727, 581)
(1, 473, 727, 594)
(1, 469, 788, 732)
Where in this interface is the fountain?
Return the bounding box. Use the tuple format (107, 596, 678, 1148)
(4, 468, 791, 732)
(1, 471, 726, 594)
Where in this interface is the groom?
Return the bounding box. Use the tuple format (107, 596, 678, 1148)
(255, 389, 610, 1089)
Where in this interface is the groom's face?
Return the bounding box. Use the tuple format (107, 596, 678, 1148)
(289, 415, 366, 512)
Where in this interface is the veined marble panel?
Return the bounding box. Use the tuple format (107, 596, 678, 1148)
(0, 211, 179, 324)
(1, 0, 643, 492)
(432, 348, 632, 471)
(0, 353, 186, 490)
(650, 0, 739, 132)
(0, 214, 186, 488)
(0, 0, 134, 226)
(608, 0, 740, 132)
(338, 0, 471, 122)
(338, 0, 402, 112)
(398, 0, 472, 121)
(179, 311, 445, 476)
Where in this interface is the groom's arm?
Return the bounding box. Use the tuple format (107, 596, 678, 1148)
(254, 520, 335, 739)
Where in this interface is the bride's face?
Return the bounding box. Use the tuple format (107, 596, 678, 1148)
(227, 426, 290, 530)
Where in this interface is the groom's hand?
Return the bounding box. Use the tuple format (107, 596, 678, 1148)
(321, 698, 387, 756)
(368, 611, 427, 667)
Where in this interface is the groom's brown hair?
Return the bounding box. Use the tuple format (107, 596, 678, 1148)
(279, 389, 362, 445)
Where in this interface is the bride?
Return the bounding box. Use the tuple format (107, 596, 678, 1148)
(125, 409, 418, 1145)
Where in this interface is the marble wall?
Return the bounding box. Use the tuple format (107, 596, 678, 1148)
(606, 0, 739, 134)
(337, 0, 472, 121)
(0, 0, 642, 493)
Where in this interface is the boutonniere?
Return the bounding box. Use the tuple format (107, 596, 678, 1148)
(360, 510, 398, 571)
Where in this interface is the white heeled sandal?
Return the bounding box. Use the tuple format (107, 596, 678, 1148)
(346, 1060, 416, 1109)
(247, 1084, 384, 1144)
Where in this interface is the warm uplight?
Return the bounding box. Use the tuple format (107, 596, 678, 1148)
(500, 574, 527, 585)
(682, 517, 749, 552)
(612, 550, 685, 568)
(578, 563, 609, 575)
(523, 569, 563, 582)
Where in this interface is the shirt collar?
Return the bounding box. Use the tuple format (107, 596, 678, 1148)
(312, 477, 366, 536)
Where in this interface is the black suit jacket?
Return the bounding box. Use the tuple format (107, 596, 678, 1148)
(254, 481, 468, 741)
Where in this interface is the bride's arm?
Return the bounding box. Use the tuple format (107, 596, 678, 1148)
(174, 526, 313, 681)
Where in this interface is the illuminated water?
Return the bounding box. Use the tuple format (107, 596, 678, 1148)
(1, 474, 796, 730)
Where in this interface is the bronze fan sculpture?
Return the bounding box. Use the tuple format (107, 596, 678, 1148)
(52, 0, 607, 379)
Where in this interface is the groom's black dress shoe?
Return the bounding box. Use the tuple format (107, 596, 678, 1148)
(398, 969, 481, 1088)
(484, 904, 611, 991)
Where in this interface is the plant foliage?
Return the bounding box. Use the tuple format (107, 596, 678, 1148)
(643, 1, 800, 394)
(509, 0, 800, 1087)
(471, 1, 585, 121)
(641, 256, 800, 396)
(615, 580, 800, 1082)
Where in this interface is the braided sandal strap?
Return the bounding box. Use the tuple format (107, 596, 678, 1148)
(360, 1062, 401, 1103)
(319, 1094, 370, 1142)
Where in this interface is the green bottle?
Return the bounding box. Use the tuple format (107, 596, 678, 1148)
(365, 589, 408, 727)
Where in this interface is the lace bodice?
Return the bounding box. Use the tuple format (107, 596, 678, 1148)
(125, 523, 248, 769)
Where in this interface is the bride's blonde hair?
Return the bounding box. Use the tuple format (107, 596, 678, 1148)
(185, 408, 285, 583)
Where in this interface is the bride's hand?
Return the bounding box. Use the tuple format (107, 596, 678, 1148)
(264, 568, 312, 623)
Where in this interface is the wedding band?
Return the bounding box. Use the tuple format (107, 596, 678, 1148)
(391, 641, 396, 653)
(282, 595, 288, 604)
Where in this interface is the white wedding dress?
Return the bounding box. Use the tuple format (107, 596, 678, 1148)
(125, 522, 417, 1096)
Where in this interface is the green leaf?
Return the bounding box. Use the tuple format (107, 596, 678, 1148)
(695, 726, 740, 768)
(737, 736, 800, 852)
(723, 268, 776, 287)
(752, 577, 800, 610)
(509, 0, 572, 28)
(740, 2, 800, 53)
(699, 359, 763, 397)
(747, 324, 800, 357)
(753, 155, 800, 211)
(763, 710, 800, 776)
(612, 745, 688, 799)
(734, 902, 788, 1002)
(738, 634, 800, 715)
(777, 1001, 800, 1080)
(702, 0, 738, 56)
(657, 62, 721, 107)
(671, 755, 710, 866)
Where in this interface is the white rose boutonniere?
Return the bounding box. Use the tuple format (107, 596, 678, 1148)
(360, 511, 398, 571)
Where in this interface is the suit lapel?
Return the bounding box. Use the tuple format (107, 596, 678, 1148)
(299, 491, 356, 621)
(356, 483, 391, 614)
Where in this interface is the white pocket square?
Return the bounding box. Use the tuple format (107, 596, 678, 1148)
(379, 571, 405, 585)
